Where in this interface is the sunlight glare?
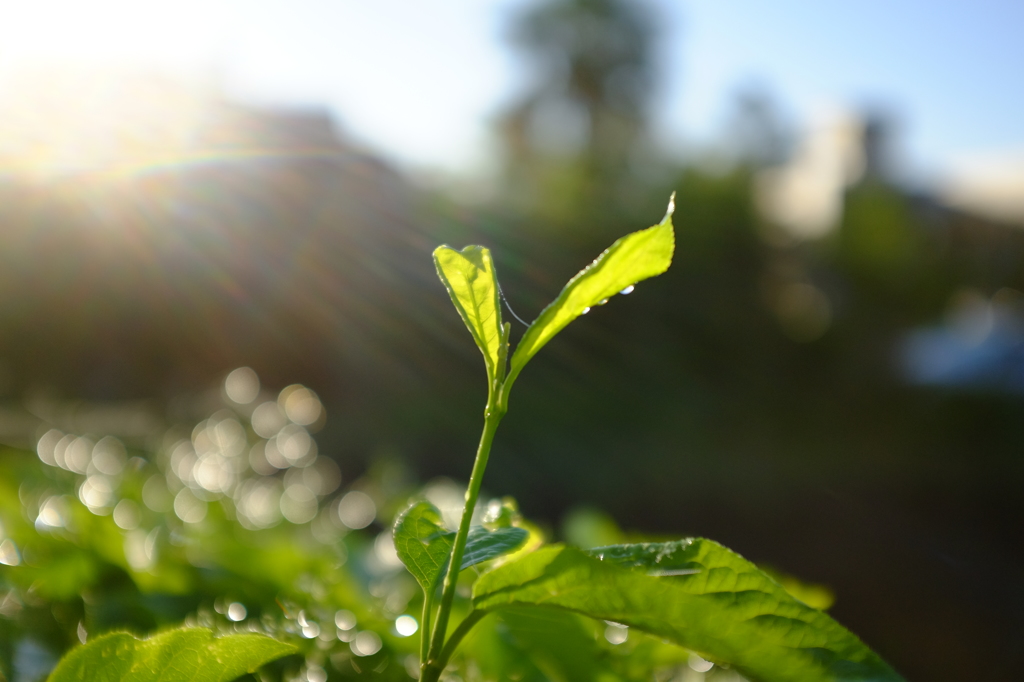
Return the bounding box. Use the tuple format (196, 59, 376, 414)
(0, 67, 211, 179)
(0, 0, 217, 180)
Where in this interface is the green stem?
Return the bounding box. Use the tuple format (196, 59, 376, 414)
(420, 611, 486, 682)
(436, 610, 486, 672)
(419, 588, 434, 668)
(421, 405, 504, 681)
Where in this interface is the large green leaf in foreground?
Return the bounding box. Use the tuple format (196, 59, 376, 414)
(506, 197, 675, 384)
(393, 501, 528, 592)
(47, 627, 295, 682)
(433, 245, 505, 382)
(463, 606, 626, 682)
(473, 540, 903, 682)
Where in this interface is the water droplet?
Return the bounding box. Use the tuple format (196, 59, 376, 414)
(581, 307, 591, 315)
(619, 285, 635, 295)
(689, 654, 714, 672)
(604, 623, 628, 645)
(597, 298, 609, 306)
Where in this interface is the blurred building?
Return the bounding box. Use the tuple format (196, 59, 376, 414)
(940, 151, 1024, 227)
(750, 105, 1024, 400)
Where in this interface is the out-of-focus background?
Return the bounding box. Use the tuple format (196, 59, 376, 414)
(1, 1, 1023, 679)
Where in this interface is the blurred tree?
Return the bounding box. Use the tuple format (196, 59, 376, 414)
(721, 85, 793, 169)
(498, 0, 659, 223)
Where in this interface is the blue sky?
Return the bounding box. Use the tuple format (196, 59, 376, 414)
(0, 0, 1021, 180)
(668, 1, 1024, 177)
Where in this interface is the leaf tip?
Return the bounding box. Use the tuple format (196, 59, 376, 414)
(663, 192, 676, 223)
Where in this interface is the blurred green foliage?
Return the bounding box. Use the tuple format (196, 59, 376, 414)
(0, 379, 846, 682)
(46, 628, 295, 682)
(0, 387, 427, 681)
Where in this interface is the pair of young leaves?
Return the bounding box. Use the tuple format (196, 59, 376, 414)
(398, 198, 904, 682)
(432, 196, 677, 399)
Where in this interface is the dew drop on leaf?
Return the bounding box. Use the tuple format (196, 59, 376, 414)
(619, 285, 635, 295)
(581, 307, 591, 315)
(689, 654, 714, 672)
(604, 622, 628, 645)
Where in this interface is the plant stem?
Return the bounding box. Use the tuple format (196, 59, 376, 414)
(421, 405, 504, 681)
(419, 588, 433, 668)
(435, 610, 486, 671)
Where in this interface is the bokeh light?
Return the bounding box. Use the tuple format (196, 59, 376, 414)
(226, 603, 247, 622)
(335, 491, 375, 530)
(113, 499, 140, 530)
(350, 630, 382, 657)
(394, 615, 418, 637)
(0, 540, 22, 566)
(334, 610, 356, 631)
(224, 367, 260, 404)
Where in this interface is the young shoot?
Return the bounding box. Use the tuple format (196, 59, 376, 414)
(394, 194, 903, 682)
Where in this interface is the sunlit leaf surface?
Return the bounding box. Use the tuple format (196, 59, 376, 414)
(473, 540, 903, 682)
(47, 628, 295, 682)
(433, 245, 504, 383)
(507, 198, 675, 383)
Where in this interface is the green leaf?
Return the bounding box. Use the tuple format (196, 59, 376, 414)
(394, 502, 528, 592)
(433, 245, 505, 382)
(47, 627, 295, 682)
(473, 540, 903, 682)
(458, 607, 551, 682)
(495, 607, 624, 682)
(393, 500, 455, 593)
(507, 197, 675, 384)
(462, 526, 529, 569)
